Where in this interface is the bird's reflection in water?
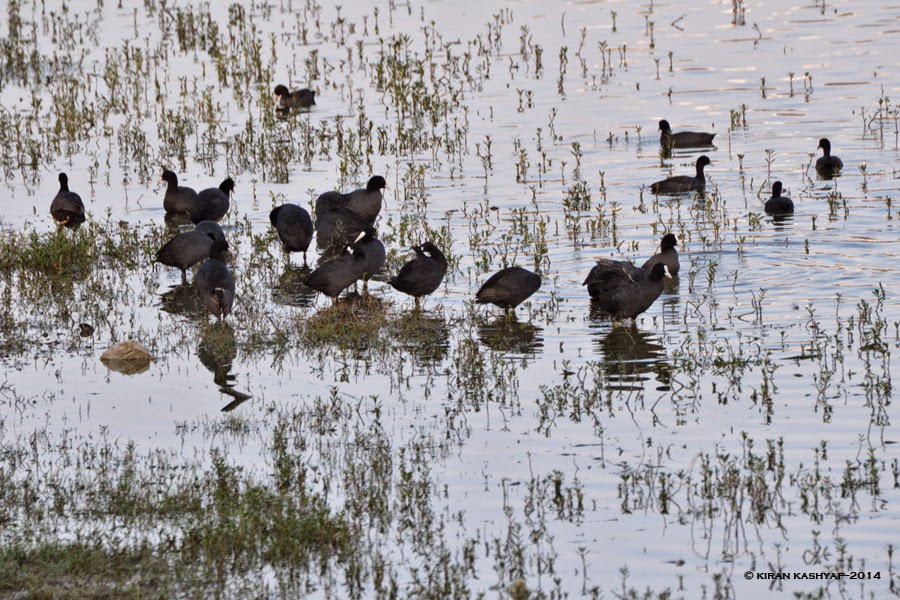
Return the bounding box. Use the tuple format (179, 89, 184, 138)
(590, 301, 670, 391)
(271, 264, 317, 308)
(160, 282, 205, 319)
(770, 213, 795, 229)
(393, 310, 451, 367)
(477, 315, 544, 357)
(197, 321, 252, 411)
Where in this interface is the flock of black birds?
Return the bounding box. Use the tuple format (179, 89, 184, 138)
(48, 98, 845, 324)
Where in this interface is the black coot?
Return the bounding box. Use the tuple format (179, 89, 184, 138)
(304, 241, 368, 302)
(274, 84, 316, 110)
(155, 221, 226, 283)
(193, 221, 226, 245)
(315, 175, 387, 225)
(315, 206, 376, 255)
(641, 234, 680, 276)
(50, 173, 86, 228)
(650, 156, 710, 194)
(764, 181, 794, 215)
(195, 238, 235, 320)
(475, 266, 541, 312)
(658, 119, 716, 148)
(191, 177, 234, 223)
(356, 231, 386, 284)
(161, 170, 199, 215)
(815, 138, 843, 179)
(582, 260, 671, 320)
(270, 204, 314, 262)
(388, 242, 448, 308)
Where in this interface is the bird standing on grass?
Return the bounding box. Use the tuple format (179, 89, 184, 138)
(388, 242, 448, 309)
(50, 173, 86, 228)
(304, 232, 369, 303)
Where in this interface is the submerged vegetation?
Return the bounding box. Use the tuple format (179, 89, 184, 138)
(0, 0, 898, 598)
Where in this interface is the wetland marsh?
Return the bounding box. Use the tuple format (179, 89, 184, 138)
(0, 0, 899, 597)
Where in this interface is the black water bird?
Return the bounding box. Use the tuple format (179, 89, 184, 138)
(583, 260, 671, 321)
(195, 238, 235, 320)
(304, 237, 368, 302)
(315, 206, 376, 255)
(270, 203, 314, 262)
(658, 119, 716, 149)
(50, 173, 86, 228)
(764, 181, 794, 215)
(356, 231, 386, 285)
(190, 177, 234, 223)
(475, 266, 541, 313)
(274, 84, 316, 110)
(155, 221, 226, 283)
(161, 170, 199, 215)
(650, 155, 711, 194)
(315, 175, 387, 225)
(815, 138, 843, 179)
(388, 242, 448, 308)
(193, 220, 227, 245)
(641, 234, 680, 276)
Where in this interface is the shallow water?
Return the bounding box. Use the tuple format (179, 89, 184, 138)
(1, 0, 899, 596)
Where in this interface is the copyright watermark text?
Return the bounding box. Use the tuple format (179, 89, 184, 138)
(744, 570, 882, 581)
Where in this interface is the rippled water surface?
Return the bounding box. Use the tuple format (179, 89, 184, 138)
(1, 0, 899, 597)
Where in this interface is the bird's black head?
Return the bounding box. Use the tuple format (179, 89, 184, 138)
(220, 177, 235, 194)
(273, 84, 289, 97)
(817, 138, 831, 154)
(161, 170, 178, 185)
(209, 238, 229, 259)
(772, 181, 783, 197)
(367, 175, 387, 192)
(658, 119, 671, 132)
(649, 263, 671, 280)
(661, 233, 678, 249)
(697, 155, 711, 168)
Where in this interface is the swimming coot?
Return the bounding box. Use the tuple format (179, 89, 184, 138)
(815, 138, 843, 179)
(388, 242, 448, 308)
(658, 119, 716, 149)
(475, 266, 541, 312)
(641, 234, 680, 276)
(50, 173, 86, 229)
(315, 175, 387, 225)
(190, 177, 234, 223)
(650, 155, 711, 194)
(582, 260, 671, 320)
(195, 238, 235, 320)
(270, 204, 314, 262)
(161, 170, 199, 215)
(274, 84, 316, 110)
(304, 239, 368, 302)
(764, 181, 794, 215)
(315, 206, 376, 254)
